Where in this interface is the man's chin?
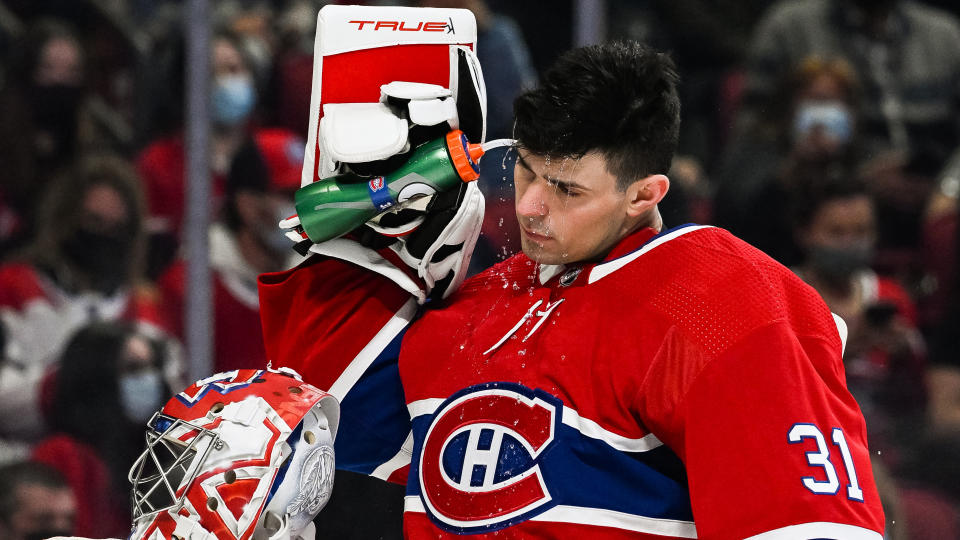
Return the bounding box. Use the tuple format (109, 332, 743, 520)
(520, 241, 564, 265)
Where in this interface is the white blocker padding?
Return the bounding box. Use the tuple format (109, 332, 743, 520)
(303, 4, 481, 184)
(319, 102, 410, 163)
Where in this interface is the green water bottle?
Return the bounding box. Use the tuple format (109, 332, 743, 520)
(294, 130, 484, 243)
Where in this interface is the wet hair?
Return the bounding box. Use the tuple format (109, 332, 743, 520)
(513, 40, 681, 190)
(0, 461, 69, 525)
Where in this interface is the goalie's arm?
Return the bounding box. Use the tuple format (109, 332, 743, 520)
(258, 255, 416, 481)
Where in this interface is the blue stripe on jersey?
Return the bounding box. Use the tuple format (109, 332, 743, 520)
(542, 423, 693, 521)
(407, 411, 694, 525)
(334, 329, 410, 475)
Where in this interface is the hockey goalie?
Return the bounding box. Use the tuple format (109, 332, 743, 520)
(256, 3, 885, 540)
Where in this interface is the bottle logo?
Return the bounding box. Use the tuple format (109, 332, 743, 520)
(367, 176, 395, 211)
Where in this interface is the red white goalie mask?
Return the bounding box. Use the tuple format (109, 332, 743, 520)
(126, 367, 339, 540)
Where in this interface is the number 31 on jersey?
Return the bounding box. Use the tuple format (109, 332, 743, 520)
(788, 423, 864, 501)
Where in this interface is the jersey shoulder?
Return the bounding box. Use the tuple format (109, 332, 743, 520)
(609, 226, 839, 356)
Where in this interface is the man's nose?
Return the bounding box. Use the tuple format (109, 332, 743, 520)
(516, 181, 548, 218)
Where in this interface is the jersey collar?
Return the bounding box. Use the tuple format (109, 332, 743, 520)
(536, 223, 709, 287)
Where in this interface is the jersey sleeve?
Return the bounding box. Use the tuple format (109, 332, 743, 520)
(674, 321, 886, 539)
(258, 255, 417, 482)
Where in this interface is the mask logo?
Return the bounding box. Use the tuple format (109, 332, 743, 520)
(418, 383, 560, 533)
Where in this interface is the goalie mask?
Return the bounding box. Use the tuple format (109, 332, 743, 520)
(127, 367, 339, 540)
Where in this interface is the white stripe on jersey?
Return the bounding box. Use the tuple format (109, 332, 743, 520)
(589, 225, 713, 284)
(404, 497, 698, 538)
(408, 399, 662, 453)
(371, 430, 414, 481)
(408, 397, 445, 418)
(533, 505, 697, 538)
(746, 521, 883, 540)
(327, 297, 418, 401)
(561, 407, 663, 452)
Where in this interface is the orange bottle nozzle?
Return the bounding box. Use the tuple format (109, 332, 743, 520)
(468, 143, 484, 163)
(446, 130, 484, 182)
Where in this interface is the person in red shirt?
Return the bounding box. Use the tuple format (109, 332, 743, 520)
(136, 29, 304, 277)
(158, 131, 303, 374)
(0, 155, 164, 441)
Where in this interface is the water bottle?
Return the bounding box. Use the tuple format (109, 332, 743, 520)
(294, 130, 484, 243)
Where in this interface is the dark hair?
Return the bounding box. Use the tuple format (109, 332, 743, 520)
(513, 41, 681, 190)
(224, 137, 271, 231)
(0, 461, 68, 524)
(26, 154, 147, 288)
(48, 322, 167, 491)
(791, 173, 871, 230)
(5, 18, 84, 88)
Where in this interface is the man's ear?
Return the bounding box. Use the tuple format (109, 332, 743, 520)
(625, 174, 669, 218)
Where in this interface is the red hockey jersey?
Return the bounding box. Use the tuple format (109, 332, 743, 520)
(258, 224, 886, 539)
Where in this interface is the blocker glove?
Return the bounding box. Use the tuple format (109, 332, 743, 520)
(286, 46, 488, 303)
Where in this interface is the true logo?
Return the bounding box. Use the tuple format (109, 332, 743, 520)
(418, 383, 561, 533)
(348, 18, 455, 34)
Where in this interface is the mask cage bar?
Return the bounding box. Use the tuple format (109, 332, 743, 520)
(128, 412, 220, 518)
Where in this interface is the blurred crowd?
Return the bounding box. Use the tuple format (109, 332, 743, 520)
(0, 0, 958, 538)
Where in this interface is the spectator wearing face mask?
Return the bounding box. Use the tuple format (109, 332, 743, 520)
(715, 55, 862, 266)
(31, 322, 174, 539)
(0, 155, 166, 441)
(792, 178, 926, 462)
(0, 461, 76, 540)
(158, 132, 304, 373)
(0, 19, 88, 257)
(741, 0, 960, 179)
(137, 29, 304, 278)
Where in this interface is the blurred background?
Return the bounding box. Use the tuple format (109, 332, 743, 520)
(0, 0, 958, 538)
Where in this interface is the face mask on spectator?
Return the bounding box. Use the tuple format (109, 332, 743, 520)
(808, 242, 873, 281)
(119, 368, 164, 423)
(212, 74, 256, 126)
(60, 226, 133, 294)
(792, 101, 852, 145)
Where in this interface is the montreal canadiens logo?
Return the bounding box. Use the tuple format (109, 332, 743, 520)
(369, 177, 385, 191)
(418, 382, 562, 533)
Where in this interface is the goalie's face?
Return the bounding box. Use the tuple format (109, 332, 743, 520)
(514, 149, 667, 265)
